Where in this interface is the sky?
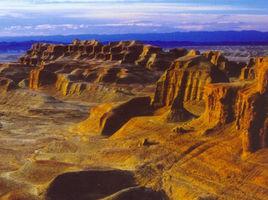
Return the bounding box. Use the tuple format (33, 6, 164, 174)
(0, 0, 268, 36)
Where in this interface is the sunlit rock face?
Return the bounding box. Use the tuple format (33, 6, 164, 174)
(23, 40, 197, 100)
(77, 96, 152, 136)
(152, 55, 229, 122)
(235, 57, 268, 153)
(153, 55, 229, 107)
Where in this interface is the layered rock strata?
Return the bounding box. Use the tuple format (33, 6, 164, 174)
(235, 57, 268, 153)
(152, 55, 229, 121)
(22, 40, 201, 98)
(203, 50, 245, 77)
(77, 96, 151, 136)
(194, 57, 267, 153)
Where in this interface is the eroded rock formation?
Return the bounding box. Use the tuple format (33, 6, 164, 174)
(152, 55, 229, 122)
(236, 57, 268, 153)
(202, 50, 245, 77)
(192, 57, 267, 153)
(0, 41, 267, 200)
(21, 40, 200, 99)
(77, 96, 151, 136)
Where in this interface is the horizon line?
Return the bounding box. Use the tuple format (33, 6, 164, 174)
(0, 30, 267, 38)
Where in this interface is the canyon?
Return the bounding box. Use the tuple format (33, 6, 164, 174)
(0, 40, 267, 200)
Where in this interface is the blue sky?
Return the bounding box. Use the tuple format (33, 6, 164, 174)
(0, 0, 268, 36)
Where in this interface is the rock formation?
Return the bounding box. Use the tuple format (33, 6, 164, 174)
(189, 57, 267, 153)
(203, 50, 245, 77)
(22, 40, 199, 99)
(239, 58, 256, 80)
(152, 55, 229, 122)
(0, 41, 267, 200)
(236, 57, 268, 153)
(153, 55, 229, 107)
(0, 77, 16, 92)
(77, 96, 151, 136)
(198, 82, 246, 130)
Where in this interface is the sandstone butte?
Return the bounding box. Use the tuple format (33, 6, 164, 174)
(0, 40, 267, 200)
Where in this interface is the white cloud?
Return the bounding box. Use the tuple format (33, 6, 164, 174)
(0, 1, 268, 36)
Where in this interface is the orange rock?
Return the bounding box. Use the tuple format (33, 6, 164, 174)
(203, 50, 245, 77)
(77, 97, 151, 136)
(235, 57, 268, 153)
(201, 82, 245, 128)
(29, 68, 57, 89)
(153, 55, 229, 109)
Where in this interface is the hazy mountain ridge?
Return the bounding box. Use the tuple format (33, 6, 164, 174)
(1, 31, 268, 43)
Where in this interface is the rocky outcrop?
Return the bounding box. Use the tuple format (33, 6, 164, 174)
(26, 40, 194, 97)
(152, 55, 229, 122)
(0, 63, 32, 84)
(203, 50, 245, 77)
(23, 41, 247, 103)
(0, 59, 30, 92)
(77, 96, 151, 136)
(239, 58, 256, 80)
(153, 55, 229, 108)
(235, 57, 268, 153)
(199, 82, 246, 130)
(194, 57, 267, 153)
(0, 77, 16, 92)
(29, 66, 57, 89)
(150, 50, 266, 153)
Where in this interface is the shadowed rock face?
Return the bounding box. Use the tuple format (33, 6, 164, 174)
(77, 96, 152, 136)
(240, 58, 256, 80)
(202, 50, 245, 77)
(101, 186, 166, 200)
(46, 169, 165, 200)
(46, 170, 136, 200)
(0, 63, 33, 85)
(0, 77, 16, 92)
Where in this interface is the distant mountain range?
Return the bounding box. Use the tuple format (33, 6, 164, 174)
(1, 31, 268, 43)
(1, 31, 268, 53)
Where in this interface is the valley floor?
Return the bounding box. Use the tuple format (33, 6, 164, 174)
(0, 89, 267, 200)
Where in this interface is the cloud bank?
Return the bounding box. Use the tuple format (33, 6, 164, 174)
(0, 0, 268, 36)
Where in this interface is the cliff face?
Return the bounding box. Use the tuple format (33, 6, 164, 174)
(5, 40, 267, 154)
(239, 58, 256, 80)
(152, 55, 229, 122)
(21, 40, 181, 70)
(193, 57, 267, 153)
(76, 96, 151, 136)
(235, 57, 268, 153)
(201, 83, 241, 128)
(203, 51, 245, 77)
(0, 77, 16, 92)
(153, 55, 229, 108)
(150, 52, 267, 153)
(23, 40, 199, 99)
